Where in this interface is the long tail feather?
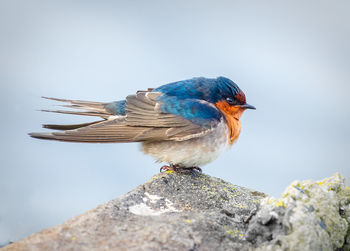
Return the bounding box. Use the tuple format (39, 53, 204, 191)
(41, 97, 112, 118)
(30, 97, 134, 143)
(29, 118, 164, 143)
(42, 120, 104, 130)
(41, 109, 110, 118)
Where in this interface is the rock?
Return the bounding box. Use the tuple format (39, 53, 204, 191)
(246, 173, 350, 251)
(1, 173, 349, 251)
(1, 173, 265, 251)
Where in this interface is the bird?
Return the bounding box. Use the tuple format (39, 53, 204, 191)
(29, 76, 255, 173)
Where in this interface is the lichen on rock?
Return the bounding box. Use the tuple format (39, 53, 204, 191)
(246, 173, 350, 251)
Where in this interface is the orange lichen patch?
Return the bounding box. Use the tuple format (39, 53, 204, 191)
(215, 100, 245, 145)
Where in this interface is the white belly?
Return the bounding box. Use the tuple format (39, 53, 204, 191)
(140, 120, 231, 167)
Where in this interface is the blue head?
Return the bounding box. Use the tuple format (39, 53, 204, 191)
(154, 76, 255, 109)
(207, 77, 251, 107)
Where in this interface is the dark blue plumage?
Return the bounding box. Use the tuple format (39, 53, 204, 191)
(154, 77, 248, 128)
(104, 100, 126, 115)
(106, 77, 247, 127)
(157, 96, 222, 129)
(153, 76, 244, 105)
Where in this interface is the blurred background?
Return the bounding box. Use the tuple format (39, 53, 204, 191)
(1, 0, 349, 244)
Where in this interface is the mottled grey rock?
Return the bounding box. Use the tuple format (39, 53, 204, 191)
(2, 173, 349, 251)
(1, 172, 265, 251)
(246, 173, 350, 251)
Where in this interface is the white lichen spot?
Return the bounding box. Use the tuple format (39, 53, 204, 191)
(129, 192, 179, 216)
(144, 192, 162, 203)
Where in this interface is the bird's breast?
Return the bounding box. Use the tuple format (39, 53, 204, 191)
(140, 119, 231, 167)
(215, 100, 243, 145)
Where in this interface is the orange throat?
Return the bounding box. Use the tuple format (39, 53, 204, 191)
(215, 100, 245, 145)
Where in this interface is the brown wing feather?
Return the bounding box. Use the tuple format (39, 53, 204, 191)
(30, 91, 218, 143)
(30, 117, 171, 143)
(125, 92, 216, 140)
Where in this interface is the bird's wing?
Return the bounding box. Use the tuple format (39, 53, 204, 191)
(29, 91, 223, 143)
(125, 91, 223, 141)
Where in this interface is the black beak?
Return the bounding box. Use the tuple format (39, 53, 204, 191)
(240, 104, 256, 110)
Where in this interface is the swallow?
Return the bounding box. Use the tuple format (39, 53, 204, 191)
(29, 77, 255, 173)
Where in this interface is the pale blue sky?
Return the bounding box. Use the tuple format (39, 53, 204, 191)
(1, 0, 349, 244)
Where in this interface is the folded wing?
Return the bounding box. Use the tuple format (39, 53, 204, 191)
(29, 91, 223, 143)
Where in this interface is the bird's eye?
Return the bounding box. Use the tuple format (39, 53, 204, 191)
(226, 97, 233, 104)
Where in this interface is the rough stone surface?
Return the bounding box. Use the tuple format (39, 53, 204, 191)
(1, 173, 349, 251)
(1, 172, 265, 251)
(248, 173, 350, 251)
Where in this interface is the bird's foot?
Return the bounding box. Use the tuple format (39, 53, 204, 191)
(160, 164, 179, 173)
(184, 166, 202, 177)
(160, 165, 202, 176)
(189, 166, 202, 173)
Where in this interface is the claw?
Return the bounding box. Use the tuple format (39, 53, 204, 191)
(160, 165, 170, 172)
(160, 164, 178, 173)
